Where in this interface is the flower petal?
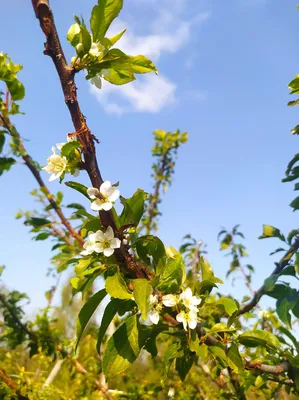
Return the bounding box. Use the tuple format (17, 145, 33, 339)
(110, 238, 121, 249)
(100, 181, 112, 196)
(91, 199, 104, 211)
(103, 247, 114, 257)
(87, 187, 100, 199)
(149, 310, 159, 325)
(104, 226, 114, 240)
(162, 294, 178, 307)
(94, 243, 104, 253)
(108, 188, 120, 202)
(94, 230, 104, 241)
(102, 201, 113, 211)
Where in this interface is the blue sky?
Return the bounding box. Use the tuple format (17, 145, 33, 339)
(0, 0, 299, 317)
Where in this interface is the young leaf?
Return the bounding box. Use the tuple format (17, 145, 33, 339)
(103, 315, 140, 379)
(238, 330, 280, 351)
(90, 0, 123, 42)
(76, 289, 107, 351)
(135, 235, 166, 270)
(0, 157, 16, 176)
(97, 298, 121, 353)
(102, 29, 126, 49)
(132, 279, 152, 320)
(227, 343, 244, 370)
(175, 352, 195, 381)
(65, 181, 89, 199)
(259, 225, 285, 241)
(216, 298, 238, 316)
(119, 189, 147, 227)
(105, 270, 133, 299)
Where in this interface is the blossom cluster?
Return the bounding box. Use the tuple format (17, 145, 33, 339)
(81, 226, 121, 257)
(42, 136, 79, 181)
(148, 287, 201, 331)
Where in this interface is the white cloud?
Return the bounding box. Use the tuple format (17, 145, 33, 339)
(90, 74, 176, 115)
(90, 1, 209, 114)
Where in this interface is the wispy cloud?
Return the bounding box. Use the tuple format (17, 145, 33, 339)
(90, 1, 210, 114)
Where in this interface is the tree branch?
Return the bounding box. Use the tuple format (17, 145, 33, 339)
(0, 366, 29, 400)
(238, 235, 299, 315)
(245, 360, 290, 374)
(31, 0, 150, 279)
(0, 113, 84, 247)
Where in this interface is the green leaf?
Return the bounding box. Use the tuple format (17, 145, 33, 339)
(90, 0, 123, 42)
(25, 217, 51, 227)
(60, 141, 80, 158)
(216, 298, 238, 316)
(34, 232, 50, 241)
(164, 342, 184, 375)
(119, 189, 147, 227)
(76, 289, 107, 351)
(103, 29, 126, 49)
(157, 255, 186, 291)
(238, 330, 280, 351)
(135, 235, 166, 270)
(0, 157, 16, 176)
(103, 315, 141, 379)
(276, 291, 297, 328)
(195, 280, 218, 295)
(105, 270, 133, 299)
(209, 346, 228, 368)
(104, 69, 135, 85)
(65, 181, 89, 199)
(175, 352, 195, 381)
(278, 326, 299, 353)
(105, 52, 158, 74)
(200, 257, 223, 284)
(97, 298, 121, 353)
(290, 196, 299, 211)
(67, 23, 81, 47)
(0, 133, 5, 153)
(132, 279, 152, 320)
(75, 257, 95, 276)
(259, 225, 285, 241)
(227, 343, 244, 371)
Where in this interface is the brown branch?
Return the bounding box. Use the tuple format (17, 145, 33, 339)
(32, 0, 150, 279)
(238, 236, 299, 315)
(0, 367, 29, 400)
(0, 113, 84, 247)
(245, 360, 290, 374)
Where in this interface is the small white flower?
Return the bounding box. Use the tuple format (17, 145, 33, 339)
(162, 294, 178, 308)
(80, 231, 100, 256)
(179, 287, 200, 312)
(176, 310, 198, 331)
(87, 181, 120, 211)
(168, 388, 175, 398)
(147, 294, 162, 325)
(93, 226, 121, 257)
(90, 69, 110, 90)
(89, 42, 105, 57)
(42, 145, 67, 181)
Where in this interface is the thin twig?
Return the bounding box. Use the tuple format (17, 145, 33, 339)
(238, 236, 299, 315)
(0, 113, 84, 247)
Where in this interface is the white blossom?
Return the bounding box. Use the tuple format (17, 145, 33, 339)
(147, 294, 162, 325)
(162, 294, 178, 308)
(90, 69, 110, 89)
(176, 310, 198, 331)
(81, 227, 121, 257)
(87, 181, 120, 211)
(179, 287, 200, 312)
(89, 42, 105, 58)
(80, 231, 101, 256)
(168, 388, 175, 398)
(42, 145, 67, 181)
